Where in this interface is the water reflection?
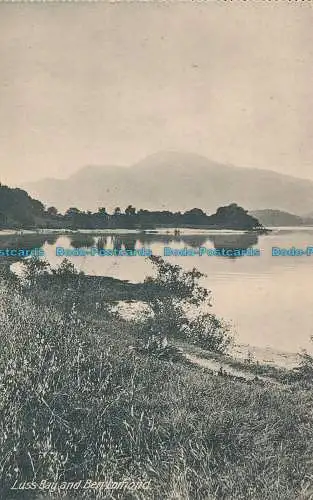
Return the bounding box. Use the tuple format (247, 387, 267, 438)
(0, 230, 261, 261)
(180, 235, 209, 248)
(123, 233, 211, 248)
(123, 237, 137, 252)
(69, 234, 95, 248)
(103, 232, 259, 259)
(208, 233, 259, 258)
(112, 236, 122, 252)
(0, 233, 58, 252)
(97, 236, 108, 250)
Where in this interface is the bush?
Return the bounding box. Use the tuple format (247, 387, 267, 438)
(290, 351, 313, 385)
(138, 256, 232, 354)
(51, 258, 82, 278)
(184, 313, 233, 353)
(145, 255, 209, 306)
(21, 257, 50, 282)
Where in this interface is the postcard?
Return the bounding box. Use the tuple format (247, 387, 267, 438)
(1, 2, 313, 499)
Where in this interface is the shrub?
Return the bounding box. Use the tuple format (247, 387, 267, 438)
(138, 256, 232, 354)
(51, 258, 82, 278)
(184, 313, 233, 353)
(21, 257, 50, 282)
(290, 351, 313, 385)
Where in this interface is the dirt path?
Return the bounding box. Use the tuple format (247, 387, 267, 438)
(183, 352, 282, 385)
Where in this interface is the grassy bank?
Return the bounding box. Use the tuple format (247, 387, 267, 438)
(1, 270, 313, 500)
(174, 341, 292, 383)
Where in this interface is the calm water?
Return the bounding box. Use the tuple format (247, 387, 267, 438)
(6, 228, 313, 354)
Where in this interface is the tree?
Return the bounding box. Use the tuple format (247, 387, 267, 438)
(0, 212, 7, 227)
(208, 203, 262, 230)
(65, 207, 81, 217)
(183, 208, 207, 224)
(125, 205, 136, 216)
(52, 258, 81, 278)
(136, 256, 232, 356)
(64, 207, 82, 229)
(21, 258, 50, 283)
(46, 206, 58, 216)
(0, 183, 45, 227)
(30, 199, 45, 215)
(97, 207, 107, 216)
(114, 207, 122, 216)
(184, 208, 206, 217)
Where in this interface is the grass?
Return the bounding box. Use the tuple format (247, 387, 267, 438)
(1, 272, 313, 499)
(174, 341, 292, 384)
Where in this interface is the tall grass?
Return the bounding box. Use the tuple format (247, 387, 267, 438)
(1, 275, 313, 499)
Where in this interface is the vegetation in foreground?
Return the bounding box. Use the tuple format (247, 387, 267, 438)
(1, 261, 313, 499)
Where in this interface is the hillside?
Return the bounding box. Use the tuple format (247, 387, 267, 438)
(249, 209, 313, 227)
(24, 151, 313, 214)
(2, 254, 313, 500)
(0, 183, 45, 228)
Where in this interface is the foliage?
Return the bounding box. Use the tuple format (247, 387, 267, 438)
(184, 313, 233, 353)
(0, 183, 45, 228)
(208, 203, 263, 230)
(20, 257, 82, 282)
(0, 182, 264, 230)
(137, 256, 232, 355)
(1, 277, 313, 500)
(145, 255, 209, 306)
(125, 204, 136, 216)
(46, 206, 58, 216)
(289, 350, 313, 385)
(21, 258, 50, 282)
(51, 258, 81, 278)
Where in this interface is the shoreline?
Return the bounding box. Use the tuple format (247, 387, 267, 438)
(175, 340, 301, 383)
(1, 230, 309, 371)
(0, 227, 267, 236)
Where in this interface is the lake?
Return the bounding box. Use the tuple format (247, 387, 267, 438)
(5, 227, 313, 356)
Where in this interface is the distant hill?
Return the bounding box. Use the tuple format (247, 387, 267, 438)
(24, 151, 313, 214)
(303, 210, 313, 219)
(249, 209, 313, 227)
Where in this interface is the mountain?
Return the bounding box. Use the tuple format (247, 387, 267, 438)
(303, 210, 313, 219)
(249, 209, 313, 227)
(24, 151, 313, 214)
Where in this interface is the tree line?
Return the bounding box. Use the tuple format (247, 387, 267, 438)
(0, 183, 263, 231)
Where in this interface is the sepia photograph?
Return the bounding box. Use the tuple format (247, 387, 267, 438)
(1, 1, 313, 499)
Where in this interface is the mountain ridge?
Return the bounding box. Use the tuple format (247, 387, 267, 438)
(23, 151, 313, 214)
(249, 209, 313, 227)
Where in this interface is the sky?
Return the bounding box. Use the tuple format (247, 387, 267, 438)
(0, 1, 313, 186)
